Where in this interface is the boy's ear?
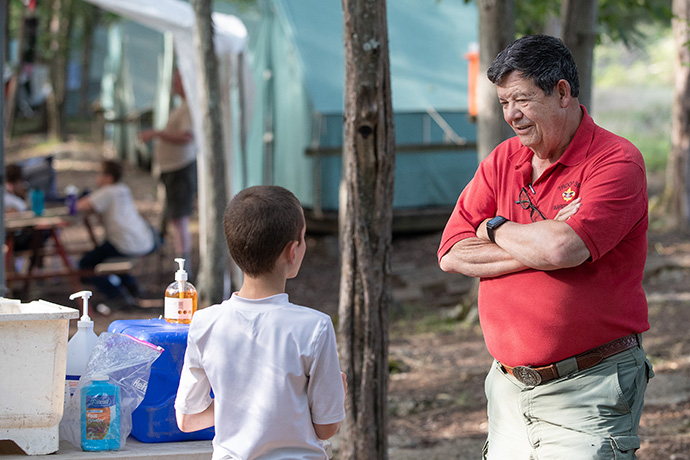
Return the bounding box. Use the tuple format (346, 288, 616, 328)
(283, 240, 299, 265)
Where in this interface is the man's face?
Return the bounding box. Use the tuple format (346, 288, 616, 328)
(496, 71, 569, 160)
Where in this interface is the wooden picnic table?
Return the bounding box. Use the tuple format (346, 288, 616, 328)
(3, 207, 84, 294)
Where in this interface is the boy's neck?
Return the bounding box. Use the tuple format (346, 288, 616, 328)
(237, 273, 287, 300)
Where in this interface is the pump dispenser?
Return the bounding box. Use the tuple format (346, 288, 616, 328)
(65, 290, 99, 403)
(164, 258, 197, 324)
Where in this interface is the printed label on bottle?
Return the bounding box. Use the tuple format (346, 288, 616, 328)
(66, 374, 80, 399)
(85, 394, 116, 440)
(165, 297, 193, 320)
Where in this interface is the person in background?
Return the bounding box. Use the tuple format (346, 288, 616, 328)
(437, 35, 652, 459)
(76, 160, 155, 313)
(4, 163, 28, 213)
(175, 185, 346, 460)
(138, 69, 197, 265)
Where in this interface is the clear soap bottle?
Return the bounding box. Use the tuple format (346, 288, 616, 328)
(164, 258, 197, 324)
(65, 290, 99, 404)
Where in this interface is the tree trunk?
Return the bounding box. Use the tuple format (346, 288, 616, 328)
(78, 6, 100, 117)
(338, 1, 395, 459)
(664, 0, 690, 228)
(2, 0, 8, 60)
(477, 0, 515, 161)
(463, 0, 516, 317)
(561, 0, 598, 111)
(190, 0, 228, 305)
(4, 9, 28, 142)
(47, 0, 73, 141)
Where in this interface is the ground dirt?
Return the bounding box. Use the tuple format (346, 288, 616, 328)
(4, 135, 690, 459)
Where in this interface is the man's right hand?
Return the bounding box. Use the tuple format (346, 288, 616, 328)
(553, 196, 582, 222)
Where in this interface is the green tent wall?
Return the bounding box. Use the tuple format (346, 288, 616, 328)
(228, 0, 480, 230)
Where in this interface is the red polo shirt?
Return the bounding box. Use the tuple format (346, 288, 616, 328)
(438, 107, 649, 367)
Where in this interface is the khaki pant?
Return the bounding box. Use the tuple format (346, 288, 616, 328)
(483, 340, 654, 460)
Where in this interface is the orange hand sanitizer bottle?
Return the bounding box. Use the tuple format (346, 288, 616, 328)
(164, 258, 197, 324)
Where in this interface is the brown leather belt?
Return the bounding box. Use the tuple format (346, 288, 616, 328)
(501, 334, 639, 386)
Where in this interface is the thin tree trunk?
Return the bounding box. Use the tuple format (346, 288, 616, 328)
(190, 0, 228, 305)
(338, 0, 395, 459)
(463, 0, 516, 317)
(2, 0, 8, 60)
(78, 6, 100, 117)
(47, 0, 73, 141)
(477, 0, 515, 161)
(4, 10, 29, 142)
(561, 0, 598, 110)
(664, 0, 690, 228)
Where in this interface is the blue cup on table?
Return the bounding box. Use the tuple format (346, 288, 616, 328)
(30, 189, 45, 216)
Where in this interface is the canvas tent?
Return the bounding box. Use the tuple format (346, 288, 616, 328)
(83, 0, 252, 256)
(223, 0, 480, 231)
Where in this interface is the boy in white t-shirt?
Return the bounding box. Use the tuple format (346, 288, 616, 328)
(76, 160, 155, 311)
(175, 185, 346, 460)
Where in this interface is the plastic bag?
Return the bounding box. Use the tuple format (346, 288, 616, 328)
(60, 332, 164, 449)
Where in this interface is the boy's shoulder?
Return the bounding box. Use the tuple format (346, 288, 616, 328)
(193, 295, 331, 320)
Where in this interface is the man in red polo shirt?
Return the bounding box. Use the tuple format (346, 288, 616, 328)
(438, 35, 653, 459)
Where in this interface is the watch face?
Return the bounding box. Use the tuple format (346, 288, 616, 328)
(488, 216, 507, 229)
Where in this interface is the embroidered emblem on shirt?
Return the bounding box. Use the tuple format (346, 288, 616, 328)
(562, 187, 576, 202)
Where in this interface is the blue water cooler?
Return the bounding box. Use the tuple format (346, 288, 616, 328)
(107, 318, 215, 442)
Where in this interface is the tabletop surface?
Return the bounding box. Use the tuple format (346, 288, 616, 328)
(0, 438, 213, 459)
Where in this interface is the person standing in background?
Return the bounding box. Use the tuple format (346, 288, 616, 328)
(139, 69, 197, 264)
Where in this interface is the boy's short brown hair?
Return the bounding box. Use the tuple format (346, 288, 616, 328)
(6, 164, 23, 184)
(223, 185, 304, 276)
(101, 160, 123, 183)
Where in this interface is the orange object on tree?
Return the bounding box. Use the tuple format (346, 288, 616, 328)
(464, 43, 479, 117)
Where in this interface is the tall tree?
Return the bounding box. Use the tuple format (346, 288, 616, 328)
(664, 0, 690, 228)
(46, 0, 74, 140)
(561, 0, 598, 110)
(338, 0, 395, 458)
(190, 0, 229, 304)
(476, 0, 515, 161)
(76, 4, 100, 117)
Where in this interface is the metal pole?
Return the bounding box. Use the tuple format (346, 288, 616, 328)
(1, 0, 8, 296)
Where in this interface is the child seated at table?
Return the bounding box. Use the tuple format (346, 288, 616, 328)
(175, 185, 346, 459)
(4, 164, 28, 213)
(76, 160, 156, 312)
(3, 164, 50, 262)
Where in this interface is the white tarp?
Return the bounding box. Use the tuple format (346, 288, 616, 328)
(82, 0, 252, 280)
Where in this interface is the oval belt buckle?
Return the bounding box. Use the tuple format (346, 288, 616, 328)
(512, 366, 542, 386)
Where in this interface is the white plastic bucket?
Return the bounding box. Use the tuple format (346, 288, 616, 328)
(0, 298, 79, 455)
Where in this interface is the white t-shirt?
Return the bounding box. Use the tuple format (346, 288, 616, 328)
(175, 294, 346, 460)
(4, 191, 27, 212)
(154, 99, 196, 174)
(88, 182, 154, 255)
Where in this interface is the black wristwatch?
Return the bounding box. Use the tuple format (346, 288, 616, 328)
(486, 216, 509, 243)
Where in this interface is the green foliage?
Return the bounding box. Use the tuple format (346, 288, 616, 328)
(515, 0, 561, 36)
(595, 102, 671, 172)
(598, 0, 673, 47)
(513, 0, 672, 47)
(593, 25, 672, 172)
(595, 25, 674, 87)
